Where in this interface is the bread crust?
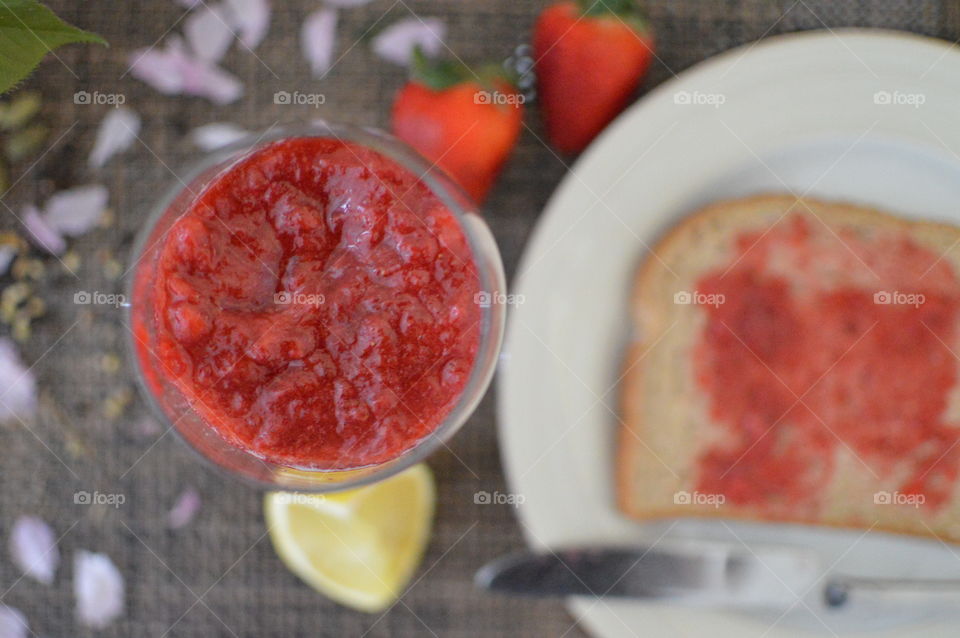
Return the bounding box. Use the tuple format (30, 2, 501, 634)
(616, 193, 960, 542)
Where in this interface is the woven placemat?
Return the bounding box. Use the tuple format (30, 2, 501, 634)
(0, 1, 951, 636)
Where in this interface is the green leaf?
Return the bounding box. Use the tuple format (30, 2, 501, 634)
(0, 0, 106, 94)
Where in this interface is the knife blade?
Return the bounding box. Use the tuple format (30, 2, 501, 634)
(476, 544, 822, 610)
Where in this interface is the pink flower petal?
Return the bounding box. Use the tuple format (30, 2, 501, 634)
(324, 0, 374, 6)
(372, 17, 447, 66)
(223, 0, 271, 50)
(185, 3, 234, 62)
(129, 48, 185, 95)
(43, 185, 109, 237)
(0, 338, 37, 424)
(89, 107, 141, 169)
(74, 551, 124, 629)
(170, 39, 244, 104)
(130, 39, 243, 104)
(189, 122, 249, 151)
(22, 204, 65, 255)
(183, 63, 243, 104)
(167, 487, 202, 529)
(135, 415, 162, 436)
(9, 516, 59, 585)
(0, 606, 28, 638)
(301, 8, 337, 77)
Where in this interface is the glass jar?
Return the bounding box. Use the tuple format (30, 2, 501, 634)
(125, 121, 506, 491)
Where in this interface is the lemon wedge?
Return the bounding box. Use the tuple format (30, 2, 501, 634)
(264, 464, 435, 612)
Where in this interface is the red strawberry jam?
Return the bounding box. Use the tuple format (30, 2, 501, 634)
(693, 215, 960, 515)
(137, 137, 481, 469)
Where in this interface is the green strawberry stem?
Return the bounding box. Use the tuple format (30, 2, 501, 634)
(410, 46, 471, 91)
(410, 46, 520, 93)
(575, 0, 649, 32)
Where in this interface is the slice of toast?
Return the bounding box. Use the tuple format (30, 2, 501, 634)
(618, 194, 960, 542)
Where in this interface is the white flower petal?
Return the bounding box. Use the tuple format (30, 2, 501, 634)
(167, 488, 202, 529)
(185, 3, 234, 62)
(22, 204, 65, 255)
(0, 606, 28, 638)
(9, 516, 59, 585)
(174, 54, 244, 104)
(301, 8, 337, 77)
(129, 48, 185, 95)
(74, 551, 124, 629)
(43, 185, 109, 237)
(189, 122, 249, 151)
(130, 39, 243, 104)
(0, 338, 37, 423)
(372, 17, 446, 66)
(89, 107, 141, 169)
(223, 0, 271, 50)
(188, 66, 243, 104)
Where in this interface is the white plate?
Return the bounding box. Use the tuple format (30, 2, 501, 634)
(497, 29, 960, 638)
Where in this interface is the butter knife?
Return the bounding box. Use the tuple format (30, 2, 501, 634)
(477, 545, 960, 611)
(476, 544, 821, 609)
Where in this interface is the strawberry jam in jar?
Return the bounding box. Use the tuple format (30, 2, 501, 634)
(128, 122, 505, 490)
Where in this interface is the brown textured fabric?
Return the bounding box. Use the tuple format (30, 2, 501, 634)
(0, 1, 951, 636)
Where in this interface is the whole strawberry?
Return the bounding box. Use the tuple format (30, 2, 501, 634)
(533, 0, 654, 154)
(391, 49, 524, 204)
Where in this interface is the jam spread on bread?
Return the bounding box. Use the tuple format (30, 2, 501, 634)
(692, 215, 960, 513)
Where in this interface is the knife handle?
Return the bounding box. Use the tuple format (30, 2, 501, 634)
(825, 576, 960, 608)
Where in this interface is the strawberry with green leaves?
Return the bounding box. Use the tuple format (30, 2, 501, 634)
(391, 49, 524, 205)
(533, 0, 654, 154)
